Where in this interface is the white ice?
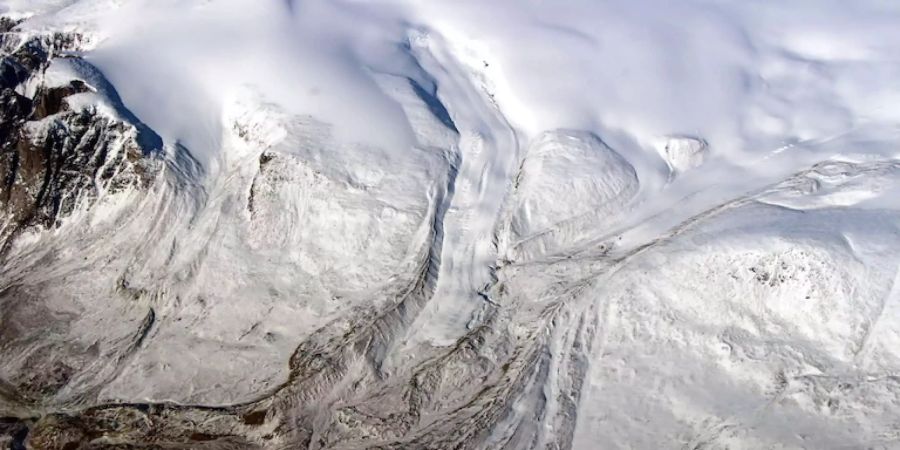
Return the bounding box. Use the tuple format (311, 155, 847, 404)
(4, 0, 900, 447)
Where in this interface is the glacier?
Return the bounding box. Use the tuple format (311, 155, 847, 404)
(2, 0, 900, 448)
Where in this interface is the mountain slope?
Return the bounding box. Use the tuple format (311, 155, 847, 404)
(2, 1, 900, 449)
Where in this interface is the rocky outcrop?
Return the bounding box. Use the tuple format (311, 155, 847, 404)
(0, 23, 159, 250)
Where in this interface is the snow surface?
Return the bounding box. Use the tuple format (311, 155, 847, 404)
(4, 0, 900, 448)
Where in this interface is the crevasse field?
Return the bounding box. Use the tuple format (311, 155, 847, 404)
(2, 0, 900, 448)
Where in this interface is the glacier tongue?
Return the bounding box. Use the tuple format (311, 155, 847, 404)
(3, 1, 900, 449)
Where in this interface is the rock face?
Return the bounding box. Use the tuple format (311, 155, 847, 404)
(0, 26, 158, 249)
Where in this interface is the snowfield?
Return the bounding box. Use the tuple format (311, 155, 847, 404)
(2, 0, 900, 448)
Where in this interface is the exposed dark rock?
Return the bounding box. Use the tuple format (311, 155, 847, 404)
(0, 30, 160, 250)
(32, 81, 91, 119)
(0, 18, 21, 34)
(0, 416, 29, 450)
(0, 58, 27, 89)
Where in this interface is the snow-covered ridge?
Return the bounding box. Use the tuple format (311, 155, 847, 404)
(13, 0, 900, 175)
(2, 0, 900, 448)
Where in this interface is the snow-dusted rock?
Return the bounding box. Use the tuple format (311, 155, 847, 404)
(659, 135, 708, 176)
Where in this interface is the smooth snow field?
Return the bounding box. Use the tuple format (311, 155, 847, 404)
(3, 0, 900, 448)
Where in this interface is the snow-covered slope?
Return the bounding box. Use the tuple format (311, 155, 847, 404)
(2, 0, 900, 448)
